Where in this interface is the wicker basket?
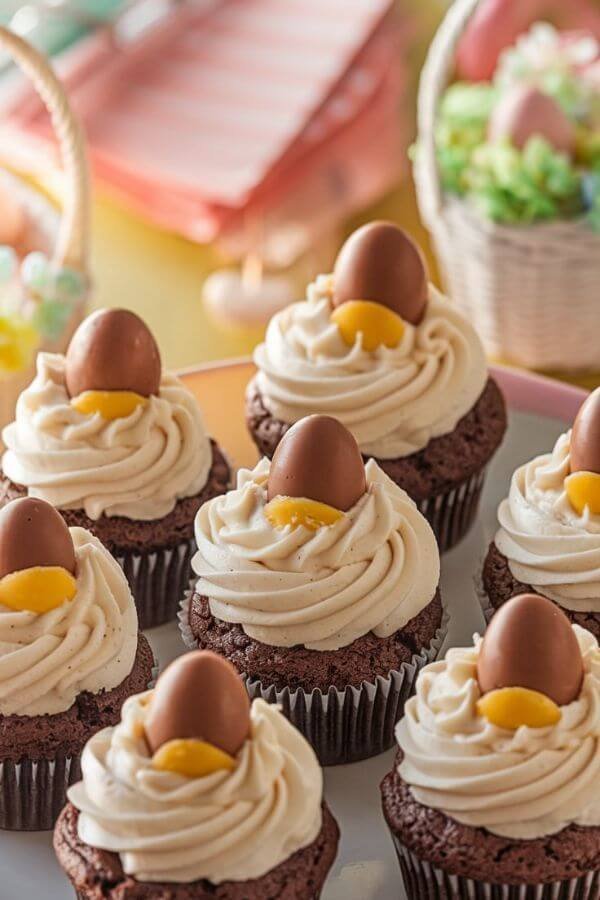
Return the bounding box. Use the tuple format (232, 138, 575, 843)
(0, 26, 89, 431)
(414, 0, 600, 373)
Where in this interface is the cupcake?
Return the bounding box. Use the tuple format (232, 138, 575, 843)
(1, 308, 231, 628)
(483, 388, 600, 639)
(54, 650, 340, 899)
(381, 593, 600, 897)
(0, 496, 155, 830)
(181, 414, 446, 765)
(247, 221, 507, 552)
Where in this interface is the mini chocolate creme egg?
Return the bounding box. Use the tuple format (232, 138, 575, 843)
(565, 388, 600, 516)
(66, 308, 161, 421)
(265, 415, 366, 530)
(331, 222, 428, 350)
(488, 85, 575, 155)
(145, 651, 251, 778)
(0, 497, 77, 614)
(477, 594, 583, 711)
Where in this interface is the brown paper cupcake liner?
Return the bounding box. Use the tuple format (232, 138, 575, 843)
(0, 754, 82, 832)
(391, 835, 599, 900)
(117, 538, 195, 630)
(179, 592, 448, 766)
(417, 467, 487, 553)
(0, 663, 158, 832)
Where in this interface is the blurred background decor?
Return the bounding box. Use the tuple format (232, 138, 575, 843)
(1, 0, 598, 383)
(0, 0, 407, 331)
(415, 0, 600, 373)
(0, 23, 89, 431)
(0, 0, 436, 371)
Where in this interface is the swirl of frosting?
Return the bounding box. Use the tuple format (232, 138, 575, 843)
(1, 352, 212, 521)
(0, 527, 138, 716)
(252, 277, 487, 458)
(396, 626, 600, 839)
(495, 431, 600, 612)
(192, 457, 439, 651)
(68, 696, 322, 885)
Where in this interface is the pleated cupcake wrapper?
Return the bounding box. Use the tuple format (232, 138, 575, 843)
(117, 538, 196, 630)
(179, 591, 448, 766)
(391, 836, 599, 900)
(417, 467, 487, 553)
(0, 663, 158, 832)
(0, 755, 82, 832)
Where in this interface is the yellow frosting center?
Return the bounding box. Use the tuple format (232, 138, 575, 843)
(477, 687, 561, 730)
(264, 496, 343, 531)
(565, 471, 600, 516)
(0, 566, 77, 613)
(152, 738, 236, 778)
(71, 390, 147, 421)
(330, 300, 405, 352)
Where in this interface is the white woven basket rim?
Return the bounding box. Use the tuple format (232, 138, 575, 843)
(441, 195, 600, 253)
(0, 26, 90, 274)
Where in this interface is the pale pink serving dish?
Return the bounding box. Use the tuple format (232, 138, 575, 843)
(0, 358, 589, 900)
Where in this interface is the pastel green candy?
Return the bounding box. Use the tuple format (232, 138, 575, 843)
(54, 267, 85, 302)
(32, 300, 73, 341)
(0, 246, 17, 284)
(22, 251, 52, 295)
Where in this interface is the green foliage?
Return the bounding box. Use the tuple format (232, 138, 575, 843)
(434, 83, 496, 194)
(466, 138, 582, 224)
(432, 82, 597, 228)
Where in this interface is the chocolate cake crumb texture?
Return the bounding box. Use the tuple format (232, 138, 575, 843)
(188, 591, 443, 692)
(483, 542, 600, 639)
(246, 378, 507, 501)
(54, 803, 340, 900)
(0, 440, 230, 555)
(381, 754, 600, 885)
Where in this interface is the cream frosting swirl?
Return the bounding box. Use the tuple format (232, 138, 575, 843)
(2, 352, 212, 521)
(0, 527, 138, 716)
(192, 457, 439, 651)
(68, 696, 323, 885)
(252, 277, 488, 458)
(396, 626, 600, 839)
(496, 431, 600, 613)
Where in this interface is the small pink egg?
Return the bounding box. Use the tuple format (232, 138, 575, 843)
(488, 85, 575, 155)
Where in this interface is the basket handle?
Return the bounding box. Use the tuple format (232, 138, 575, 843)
(416, 0, 481, 228)
(0, 26, 90, 273)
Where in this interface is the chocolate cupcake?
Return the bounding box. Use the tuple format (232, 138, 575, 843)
(381, 594, 600, 898)
(181, 415, 447, 765)
(1, 308, 230, 628)
(0, 497, 155, 830)
(482, 388, 600, 639)
(247, 221, 507, 552)
(54, 650, 340, 899)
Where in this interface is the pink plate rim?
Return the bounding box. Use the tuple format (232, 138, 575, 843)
(489, 364, 587, 422)
(177, 357, 588, 424)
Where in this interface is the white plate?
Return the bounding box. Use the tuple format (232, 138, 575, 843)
(0, 362, 585, 899)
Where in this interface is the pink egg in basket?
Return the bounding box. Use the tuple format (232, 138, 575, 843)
(487, 84, 575, 155)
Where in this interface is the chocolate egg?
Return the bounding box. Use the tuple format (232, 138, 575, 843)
(267, 415, 366, 511)
(145, 651, 250, 757)
(0, 497, 75, 579)
(65, 308, 161, 399)
(332, 221, 428, 325)
(477, 594, 583, 707)
(488, 85, 574, 155)
(570, 388, 600, 474)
